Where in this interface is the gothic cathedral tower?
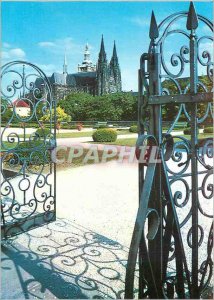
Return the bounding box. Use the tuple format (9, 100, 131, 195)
(109, 41, 122, 93)
(96, 35, 109, 96)
(63, 52, 68, 85)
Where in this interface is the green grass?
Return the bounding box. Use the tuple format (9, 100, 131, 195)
(18, 129, 133, 139)
(55, 129, 131, 138)
(56, 131, 93, 138)
(55, 147, 120, 170)
(89, 138, 137, 147)
(88, 133, 212, 147)
(2, 133, 212, 172)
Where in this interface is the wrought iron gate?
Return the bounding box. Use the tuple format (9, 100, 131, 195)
(1, 61, 56, 238)
(125, 3, 213, 299)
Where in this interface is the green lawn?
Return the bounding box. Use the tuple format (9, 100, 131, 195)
(89, 138, 137, 147)
(55, 129, 132, 138)
(1, 146, 119, 171)
(88, 133, 212, 147)
(56, 131, 93, 138)
(1, 133, 212, 172)
(19, 129, 133, 139)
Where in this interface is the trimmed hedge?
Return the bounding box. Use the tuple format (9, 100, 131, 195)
(129, 125, 138, 133)
(95, 124, 109, 129)
(203, 127, 213, 134)
(92, 129, 117, 142)
(183, 127, 199, 135)
(35, 128, 50, 138)
(1, 122, 41, 128)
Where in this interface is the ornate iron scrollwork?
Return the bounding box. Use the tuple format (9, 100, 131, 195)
(125, 2, 213, 298)
(1, 61, 56, 238)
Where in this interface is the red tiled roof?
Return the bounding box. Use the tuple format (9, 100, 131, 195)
(13, 99, 30, 108)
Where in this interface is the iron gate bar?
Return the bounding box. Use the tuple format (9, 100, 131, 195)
(188, 3, 199, 296)
(125, 1, 213, 299)
(125, 135, 159, 299)
(1, 61, 57, 239)
(125, 135, 193, 299)
(148, 92, 213, 105)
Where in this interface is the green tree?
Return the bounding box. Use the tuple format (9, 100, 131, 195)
(40, 106, 71, 122)
(110, 92, 138, 121)
(1, 99, 13, 122)
(161, 75, 212, 121)
(58, 92, 94, 121)
(58, 91, 137, 121)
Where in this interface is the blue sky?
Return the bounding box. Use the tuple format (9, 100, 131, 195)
(2, 1, 213, 91)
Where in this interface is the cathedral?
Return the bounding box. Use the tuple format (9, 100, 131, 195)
(36, 36, 122, 100)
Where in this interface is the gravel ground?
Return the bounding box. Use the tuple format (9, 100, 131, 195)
(1, 155, 212, 298)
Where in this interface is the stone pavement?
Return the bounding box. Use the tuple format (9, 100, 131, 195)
(1, 156, 212, 299)
(2, 219, 138, 299)
(1, 161, 139, 299)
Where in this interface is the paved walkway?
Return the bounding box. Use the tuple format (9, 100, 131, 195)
(56, 133, 137, 147)
(2, 126, 197, 144)
(56, 131, 190, 147)
(1, 149, 212, 299)
(1, 161, 138, 299)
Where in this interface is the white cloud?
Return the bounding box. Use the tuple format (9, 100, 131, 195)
(2, 47, 26, 62)
(10, 48, 26, 58)
(3, 42, 11, 48)
(38, 37, 83, 55)
(37, 63, 59, 75)
(129, 17, 150, 27)
(38, 41, 56, 47)
(2, 51, 10, 59)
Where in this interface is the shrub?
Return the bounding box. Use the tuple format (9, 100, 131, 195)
(203, 127, 213, 134)
(35, 128, 50, 138)
(92, 129, 117, 143)
(93, 124, 108, 129)
(129, 125, 138, 133)
(183, 127, 199, 135)
(183, 127, 191, 135)
(7, 141, 50, 165)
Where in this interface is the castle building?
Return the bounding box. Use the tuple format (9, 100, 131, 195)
(35, 36, 122, 100)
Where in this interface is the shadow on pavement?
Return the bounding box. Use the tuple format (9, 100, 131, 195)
(1, 218, 138, 299)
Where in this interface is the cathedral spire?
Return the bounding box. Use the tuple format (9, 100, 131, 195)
(111, 41, 118, 63)
(99, 35, 107, 61)
(63, 51, 68, 74)
(84, 43, 91, 63)
(109, 40, 122, 93)
(96, 35, 108, 95)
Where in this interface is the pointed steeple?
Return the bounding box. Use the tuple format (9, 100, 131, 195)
(96, 35, 108, 95)
(112, 41, 118, 62)
(109, 40, 122, 93)
(99, 35, 107, 61)
(62, 51, 68, 85)
(78, 42, 96, 72)
(84, 43, 91, 63)
(63, 51, 68, 74)
(186, 1, 198, 30)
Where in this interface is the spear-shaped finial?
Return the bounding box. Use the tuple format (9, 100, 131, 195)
(186, 1, 198, 30)
(149, 11, 159, 40)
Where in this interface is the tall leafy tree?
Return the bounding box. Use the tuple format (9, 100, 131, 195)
(58, 92, 137, 121)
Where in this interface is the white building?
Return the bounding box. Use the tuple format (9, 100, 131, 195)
(12, 99, 30, 117)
